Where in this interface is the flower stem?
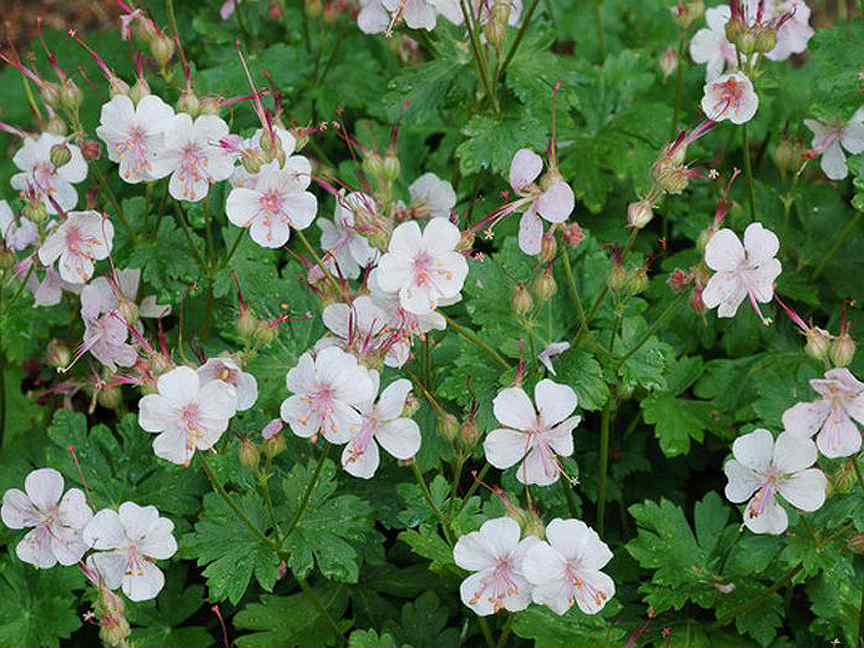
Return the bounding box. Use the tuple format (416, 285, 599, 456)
(93, 164, 132, 239)
(443, 314, 511, 371)
(295, 228, 343, 297)
(172, 201, 208, 272)
(559, 245, 587, 331)
(742, 123, 757, 221)
(285, 443, 331, 537)
(616, 292, 686, 367)
(670, 36, 686, 140)
(596, 401, 613, 538)
(497, 0, 542, 82)
(852, 455, 864, 497)
(561, 477, 580, 519)
(811, 210, 863, 281)
(460, 0, 500, 115)
(496, 614, 514, 648)
(221, 229, 246, 270)
(295, 575, 345, 644)
(477, 617, 495, 648)
(411, 461, 454, 546)
(594, 0, 607, 61)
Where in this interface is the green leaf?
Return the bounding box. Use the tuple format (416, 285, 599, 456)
(348, 629, 397, 648)
(183, 491, 281, 604)
(456, 109, 548, 176)
(641, 394, 714, 458)
(398, 525, 455, 571)
(512, 602, 627, 647)
(384, 591, 459, 648)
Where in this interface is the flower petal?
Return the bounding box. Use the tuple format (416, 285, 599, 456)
(483, 428, 529, 470)
(534, 379, 578, 427)
(492, 387, 536, 431)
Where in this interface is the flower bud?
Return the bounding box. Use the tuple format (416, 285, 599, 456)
(627, 200, 654, 229)
(81, 139, 102, 161)
(830, 333, 856, 368)
(538, 230, 558, 263)
(690, 286, 706, 313)
(456, 230, 475, 253)
(754, 28, 777, 54)
(0, 249, 16, 271)
(438, 413, 460, 442)
(849, 534, 864, 555)
(461, 417, 481, 449)
(109, 76, 131, 98)
(804, 327, 832, 362)
(532, 268, 557, 302)
(241, 148, 266, 175)
(23, 202, 49, 225)
(178, 89, 201, 117)
(40, 82, 62, 109)
(133, 17, 159, 44)
(383, 149, 401, 182)
(60, 78, 84, 111)
(306, 0, 324, 17)
(672, 0, 704, 29)
(736, 29, 758, 55)
(45, 114, 68, 136)
(150, 33, 176, 68)
(485, 1, 510, 52)
(236, 307, 259, 339)
(659, 47, 679, 80)
(402, 393, 421, 418)
(117, 299, 140, 325)
(772, 137, 805, 174)
(653, 162, 690, 194)
(725, 19, 746, 49)
(199, 95, 223, 115)
(362, 152, 384, 179)
(512, 283, 534, 316)
(98, 385, 123, 410)
(130, 77, 151, 105)
(253, 321, 278, 346)
(607, 263, 629, 293)
(561, 222, 584, 247)
(239, 438, 261, 470)
(626, 267, 650, 296)
(46, 339, 71, 369)
(263, 430, 287, 459)
(291, 127, 310, 153)
(667, 269, 690, 293)
(49, 143, 72, 168)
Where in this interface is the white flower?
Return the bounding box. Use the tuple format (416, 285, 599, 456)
(409, 173, 456, 220)
(18, 259, 82, 307)
(228, 127, 298, 190)
(83, 502, 177, 601)
(702, 222, 781, 321)
(159, 113, 237, 202)
(138, 366, 238, 465)
(11, 133, 88, 214)
(0, 200, 37, 251)
(226, 160, 317, 248)
(483, 379, 581, 486)
(376, 217, 469, 315)
(453, 517, 539, 616)
(804, 108, 864, 181)
(523, 518, 614, 615)
(312, 192, 378, 281)
(357, 0, 437, 34)
(38, 210, 114, 284)
(766, 0, 814, 62)
(509, 149, 575, 256)
(279, 347, 375, 444)
(197, 357, 258, 412)
(96, 94, 175, 184)
(538, 341, 570, 376)
(782, 368, 864, 459)
(724, 429, 826, 535)
(689, 6, 737, 80)
(701, 72, 759, 125)
(1, 468, 93, 568)
(320, 295, 408, 367)
(341, 370, 421, 478)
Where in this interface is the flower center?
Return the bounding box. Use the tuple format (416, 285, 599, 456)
(469, 555, 520, 612)
(259, 190, 285, 215)
(564, 560, 608, 608)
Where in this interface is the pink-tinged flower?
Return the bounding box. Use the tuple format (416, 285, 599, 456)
(453, 517, 540, 616)
(220, 0, 241, 20)
(509, 149, 575, 256)
(83, 502, 177, 601)
(320, 295, 406, 367)
(701, 72, 759, 124)
(804, 108, 864, 181)
(766, 0, 814, 61)
(17, 259, 82, 307)
(11, 133, 88, 214)
(159, 114, 237, 202)
(782, 368, 864, 459)
(357, 0, 437, 34)
(229, 127, 299, 190)
(0, 200, 37, 251)
(1, 468, 93, 568)
(279, 347, 375, 444)
(197, 357, 258, 412)
(483, 380, 581, 486)
(409, 173, 456, 220)
(537, 342, 570, 376)
(689, 6, 737, 81)
(96, 94, 175, 184)
(376, 217, 469, 315)
(724, 429, 826, 534)
(261, 418, 284, 440)
(368, 267, 449, 334)
(226, 160, 317, 249)
(138, 366, 238, 465)
(341, 370, 421, 478)
(702, 222, 781, 321)
(523, 518, 614, 615)
(312, 192, 378, 281)
(38, 210, 114, 284)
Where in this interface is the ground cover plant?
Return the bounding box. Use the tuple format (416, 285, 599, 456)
(0, 0, 863, 646)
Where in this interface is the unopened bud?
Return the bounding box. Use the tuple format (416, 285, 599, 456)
(306, 0, 324, 17)
(532, 268, 558, 302)
(40, 82, 62, 109)
(50, 143, 72, 168)
(239, 438, 261, 470)
(830, 333, 856, 368)
(23, 202, 49, 225)
(241, 148, 266, 175)
(804, 327, 832, 362)
(109, 76, 130, 97)
(81, 139, 102, 161)
(772, 138, 805, 174)
(754, 28, 777, 54)
(130, 77, 151, 104)
(236, 307, 259, 339)
(60, 78, 84, 111)
(736, 29, 758, 55)
(539, 230, 558, 263)
(291, 127, 310, 152)
(659, 47, 679, 80)
(849, 533, 864, 554)
(512, 283, 534, 316)
(178, 89, 201, 117)
(725, 19, 746, 49)
(117, 299, 139, 325)
(561, 222, 584, 247)
(263, 430, 287, 459)
(672, 0, 704, 28)
(402, 393, 421, 418)
(691, 287, 706, 313)
(45, 114, 68, 136)
(456, 230, 475, 253)
(461, 417, 481, 449)
(133, 17, 159, 44)
(438, 413, 459, 442)
(362, 152, 384, 179)
(653, 162, 690, 194)
(383, 150, 401, 182)
(253, 321, 278, 346)
(667, 269, 690, 293)
(98, 385, 122, 410)
(199, 95, 223, 115)
(626, 267, 650, 296)
(46, 339, 71, 369)
(150, 33, 176, 68)
(607, 264, 629, 293)
(627, 200, 654, 229)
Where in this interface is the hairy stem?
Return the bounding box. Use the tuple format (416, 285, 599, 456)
(616, 292, 686, 367)
(460, 0, 500, 115)
(295, 576, 345, 644)
(742, 123, 757, 221)
(811, 210, 863, 281)
(594, 0, 607, 61)
(411, 461, 454, 546)
(285, 443, 331, 537)
(497, 0, 542, 82)
(443, 315, 511, 370)
(596, 401, 613, 538)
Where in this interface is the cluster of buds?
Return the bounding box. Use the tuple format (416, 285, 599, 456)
(671, 0, 705, 30)
(485, 0, 514, 52)
(776, 297, 857, 368)
(532, 266, 558, 303)
(117, 0, 175, 70)
(725, 0, 793, 57)
(659, 47, 679, 80)
(772, 136, 807, 176)
(608, 250, 649, 297)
